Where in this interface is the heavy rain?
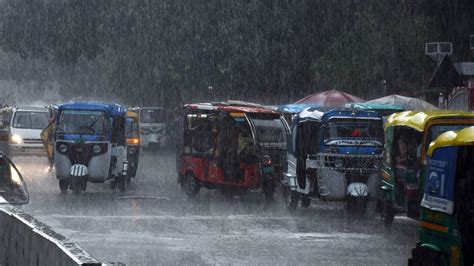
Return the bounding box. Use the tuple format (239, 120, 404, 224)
(0, 1, 473, 265)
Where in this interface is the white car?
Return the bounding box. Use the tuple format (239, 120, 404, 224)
(134, 107, 170, 150)
(0, 106, 49, 156)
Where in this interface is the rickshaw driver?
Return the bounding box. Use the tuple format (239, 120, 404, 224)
(237, 125, 255, 164)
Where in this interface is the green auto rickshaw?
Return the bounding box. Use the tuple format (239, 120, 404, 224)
(380, 111, 474, 224)
(409, 126, 474, 266)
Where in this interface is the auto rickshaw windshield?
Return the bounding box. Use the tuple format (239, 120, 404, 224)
(427, 124, 473, 145)
(140, 109, 166, 124)
(249, 116, 287, 149)
(58, 110, 108, 135)
(324, 119, 383, 145)
(126, 117, 139, 138)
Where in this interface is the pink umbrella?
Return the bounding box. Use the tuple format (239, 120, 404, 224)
(294, 89, 365, 107)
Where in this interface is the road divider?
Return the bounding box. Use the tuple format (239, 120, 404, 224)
(0, 204, 102, 265)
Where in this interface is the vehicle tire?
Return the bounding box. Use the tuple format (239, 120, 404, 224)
(71, 178, 82, 195)
(301, 196, 311, 208)
(263, 181, 274, 202)
(110, 180, 116, 190)
(382, 201, 395, 225)
(59, 180, 68, 193)
(346, 196, 368, 216)
(284, 187, 299, 211)
(118, 176, 127, 192)
(181, 173, 200, 198)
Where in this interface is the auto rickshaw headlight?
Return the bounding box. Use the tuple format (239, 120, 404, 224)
(59, 144, 67, 153)
(334, 158, 345, 168)
(93, 145, 101, 154)
(373, 159, 382, 169)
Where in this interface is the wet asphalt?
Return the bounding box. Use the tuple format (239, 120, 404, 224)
(16, 152, 418, 265)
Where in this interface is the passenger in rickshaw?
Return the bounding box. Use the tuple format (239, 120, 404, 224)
(394, 133, 421, 201)
(214, 116, 255, 181)
(455, 155, 474, 265)
(215, 116, 239, 181)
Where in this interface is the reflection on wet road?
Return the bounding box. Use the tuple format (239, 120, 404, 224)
(16, 153, 418, 265)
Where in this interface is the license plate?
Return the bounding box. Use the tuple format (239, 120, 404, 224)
(262, 166, 274, 174)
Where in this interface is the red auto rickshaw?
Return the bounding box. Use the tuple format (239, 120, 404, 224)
(177, 101, 289, 201)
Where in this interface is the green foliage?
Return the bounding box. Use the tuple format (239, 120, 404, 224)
(0, 0, 470, 106)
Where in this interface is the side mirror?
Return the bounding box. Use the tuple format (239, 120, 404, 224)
(0, 152, 29, 205)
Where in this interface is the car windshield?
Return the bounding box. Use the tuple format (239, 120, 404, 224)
(324, 119, 383, 146)
(428, 124, 474, 144)
(58, 110, 108, 135)
(12, 111, 49, 129)
(250, 116, 287, 149)
(126, 117, 139, 138)
(140, 109, 166, 124)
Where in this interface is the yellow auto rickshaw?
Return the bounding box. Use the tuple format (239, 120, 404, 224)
(380, 111, 474, 224)
(126, 111, 140, 180)
(409, 126, 474, 265)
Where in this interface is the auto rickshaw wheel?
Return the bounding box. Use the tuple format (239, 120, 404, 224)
(71, 178, 83, 195)
(110, 180, 116, 190)
(346, 196, 368, 216)
(284, 187, 299, 211)
(301, 196, 310, 208)
(118, 176, 128, 192)
(382, 202, 395, 225)
(59, 180, 68, 193)
(182, 173, 200, 198)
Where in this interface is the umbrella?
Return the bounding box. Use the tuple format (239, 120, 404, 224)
(294, 89, 365, 107)
(365, 94, 438, 111)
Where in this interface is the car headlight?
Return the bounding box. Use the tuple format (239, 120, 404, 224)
(373, 159, 382, 169)
(59, 144, 67, 153)
(10, 134, 23, 144)
(334, 158, 345, 168)
(93, 145, 101, 154)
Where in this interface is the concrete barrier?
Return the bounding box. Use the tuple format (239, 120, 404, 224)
(0, 204, 102, 266)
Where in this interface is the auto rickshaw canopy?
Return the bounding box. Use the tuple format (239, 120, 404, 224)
(58, 102, 127, 116)
(385, 110, 474, 131)
(427, 126, 474, 156)
(127, 110, 139, 120)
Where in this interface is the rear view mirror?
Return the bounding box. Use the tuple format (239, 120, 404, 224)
(0, 152, 29, 205)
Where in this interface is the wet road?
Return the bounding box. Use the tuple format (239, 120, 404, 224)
(16, 153, 418, 265)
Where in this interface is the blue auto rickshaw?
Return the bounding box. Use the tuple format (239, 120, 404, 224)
(54, 102, 129, 194)
(283, 108, 384, 213)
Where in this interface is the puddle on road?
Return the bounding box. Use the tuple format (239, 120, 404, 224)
(291, 232, 375, 241)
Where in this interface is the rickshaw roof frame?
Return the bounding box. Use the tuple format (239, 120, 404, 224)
(321, 108, 383, 123)
(294, 107, 325, 123)
(385, 110, 474, 132)
(184, 101, 280, 115)
(344, 103, 405, 111)
(58, 102, 127, 116)
(427, 126, 474, 156)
